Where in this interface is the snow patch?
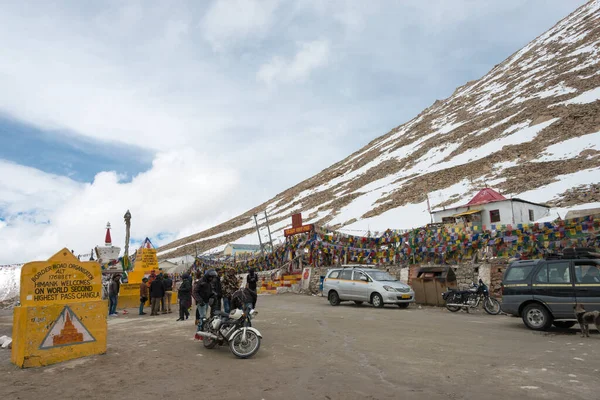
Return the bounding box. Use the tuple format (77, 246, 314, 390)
(517, 168, 600, 203)
(436, 118, 559, 170)
(534, 131, 600, 162)
(343, 201, 431, 232)
(555, 86, 600, 105)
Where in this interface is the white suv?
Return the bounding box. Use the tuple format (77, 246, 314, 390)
(323, 266, 415, 308)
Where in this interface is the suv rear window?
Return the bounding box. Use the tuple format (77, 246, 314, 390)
(328, 270, 340, 279)
(505, 264, 536, 282)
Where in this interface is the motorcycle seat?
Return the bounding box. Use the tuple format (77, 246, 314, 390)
(449, 288, 469, 294)
(450, 290, 471, 295)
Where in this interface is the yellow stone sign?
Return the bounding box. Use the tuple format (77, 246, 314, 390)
(127, 247, 159, 284)
(12, 248, 107, 368)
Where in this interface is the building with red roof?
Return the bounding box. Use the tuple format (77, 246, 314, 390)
(431, 188, 550, 228)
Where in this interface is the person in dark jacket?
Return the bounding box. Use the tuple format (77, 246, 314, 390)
(176, 273, 192, 321)
(108, 275, 121, 316)
(231, 287, 258, 326)
(139, 277, 149, 315)
(193, 270, 214, 331)
(210, 269, 223, 315)
(150, 275, 165, 316)
(162, 274, 174, 314)
(247, 268, 258, 308)
(231, 287, 257, 312)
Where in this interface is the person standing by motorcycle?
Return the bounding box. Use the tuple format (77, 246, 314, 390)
(230, 286, 258, 326)
(193, 270, 214, 331)
(221, 268, 239, 313)
(247, 268, 258, 309)
(176, 272, 192, 321)
(231, 287, 257, 313)
(210, 269, 223, 315)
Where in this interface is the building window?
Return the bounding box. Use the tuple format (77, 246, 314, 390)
(489, 209, 500, 223)
(528, 209, 534, 221)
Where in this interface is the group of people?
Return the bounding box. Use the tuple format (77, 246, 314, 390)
(122, 267, 259, 326)
(138, 270, 174, 316)
(174, 267, 259, 331)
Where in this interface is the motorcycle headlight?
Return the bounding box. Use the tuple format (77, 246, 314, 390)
(383, 285, 395, 292)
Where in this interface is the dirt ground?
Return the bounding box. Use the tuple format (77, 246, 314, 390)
(0, 294, 599, 400)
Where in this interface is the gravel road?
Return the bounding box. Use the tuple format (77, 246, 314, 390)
(0, 294, 598, 400)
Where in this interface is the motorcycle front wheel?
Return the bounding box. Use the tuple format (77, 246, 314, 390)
(445, 293, 461, 313)
(229, 330, 261, 359)
(483, 297, 501, 315)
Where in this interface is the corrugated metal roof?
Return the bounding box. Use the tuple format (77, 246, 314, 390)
(228, 244, 262, 250)
(451, 209, 482, 217)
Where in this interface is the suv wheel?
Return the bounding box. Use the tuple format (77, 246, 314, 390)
(328, 291, 341, 306)
(522, 303, 553, 331)
(371, 293, 384, 308)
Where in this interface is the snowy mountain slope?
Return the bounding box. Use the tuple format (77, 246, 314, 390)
(158, 0, 600, 260)
(0, 264, 21, 304)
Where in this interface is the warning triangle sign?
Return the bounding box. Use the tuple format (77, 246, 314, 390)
(39, 306, 96, 349)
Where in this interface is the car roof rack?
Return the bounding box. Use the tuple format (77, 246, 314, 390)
(543, 247, 600, 260)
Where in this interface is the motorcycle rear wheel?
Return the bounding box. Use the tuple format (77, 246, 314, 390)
(483, 297, 501, 315)
(229, 330, 261, 359)
(445, 293, 461, 313)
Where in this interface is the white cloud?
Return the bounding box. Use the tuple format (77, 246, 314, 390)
(0, 0, 588, 264)
(257, 39, 331, 86)
(201, 0, 280, 51)
(0, 152, 241, 264)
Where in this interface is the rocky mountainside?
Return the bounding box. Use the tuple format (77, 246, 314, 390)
(158, 0, 600, 260)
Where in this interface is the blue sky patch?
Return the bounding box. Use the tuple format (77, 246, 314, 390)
(0, 115, 153, 182)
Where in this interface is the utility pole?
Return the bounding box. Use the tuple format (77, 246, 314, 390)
(264, 210, 274, 253)
(253, 213, 265, 256)
(426, 193, 433, 224)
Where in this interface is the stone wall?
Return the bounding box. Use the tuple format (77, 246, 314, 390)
(308, 267, 329, 294)
(489, 260, 509, 299)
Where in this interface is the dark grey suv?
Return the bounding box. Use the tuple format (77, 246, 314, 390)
(501, 248, 600, 330)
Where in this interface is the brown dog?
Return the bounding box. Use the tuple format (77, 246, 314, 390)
(574, 304, 600, 337)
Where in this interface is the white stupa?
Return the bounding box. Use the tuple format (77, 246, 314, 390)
(95, 222, 121, 270)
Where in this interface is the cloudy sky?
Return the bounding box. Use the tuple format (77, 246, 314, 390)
(0, 0, 586, 264)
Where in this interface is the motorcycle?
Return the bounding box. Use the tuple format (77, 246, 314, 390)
(195, 307, 262, 359)
(442, 279, 501, 315)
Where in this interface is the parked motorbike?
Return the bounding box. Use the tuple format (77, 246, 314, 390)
(442, 279, 501, 315)
(195, 308, 262, 359)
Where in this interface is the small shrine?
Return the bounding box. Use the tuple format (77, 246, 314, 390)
(95, 222, 122, 273)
